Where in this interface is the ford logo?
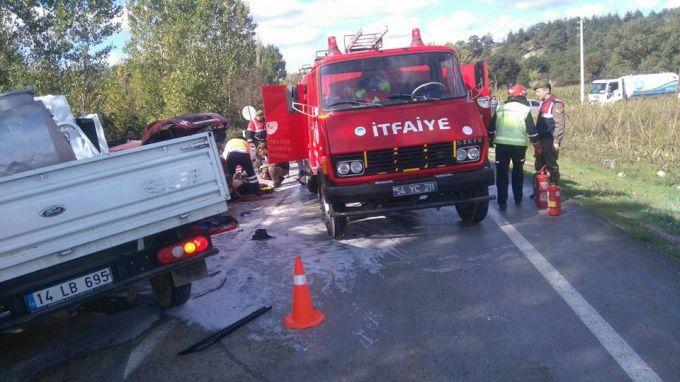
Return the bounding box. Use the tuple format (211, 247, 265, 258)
(40, 205, 66, 218)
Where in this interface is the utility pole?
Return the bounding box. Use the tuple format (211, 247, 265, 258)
(579, 17, 585, 104)
(256, 38, 263, 68)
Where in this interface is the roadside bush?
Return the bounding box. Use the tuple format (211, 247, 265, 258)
(554, 85, 679, 174)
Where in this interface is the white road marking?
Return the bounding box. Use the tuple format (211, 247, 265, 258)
(489, 209, 661, 382)
(123, 320, 175, 380)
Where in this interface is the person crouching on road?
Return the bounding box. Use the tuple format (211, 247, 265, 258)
(256, 143, 290, 188)
(533, 80, 565, 185)
(487, 84, 537, 211)
(222, 137, 261, 196)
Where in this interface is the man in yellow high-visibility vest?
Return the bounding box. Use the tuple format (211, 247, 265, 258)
(487, 84, 538, 211)
(222, 138, 261, 195)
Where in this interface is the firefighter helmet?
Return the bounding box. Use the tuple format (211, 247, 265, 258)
(508, 84, 527, 97)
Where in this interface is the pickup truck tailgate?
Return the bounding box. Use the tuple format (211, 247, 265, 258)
(0, 133, 229, 283)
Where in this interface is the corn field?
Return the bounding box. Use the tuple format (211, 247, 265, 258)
(546, 86, 679, 171)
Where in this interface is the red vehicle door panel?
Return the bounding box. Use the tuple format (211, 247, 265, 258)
(261, 85, 308, 163)
(461, 61, 492, 128)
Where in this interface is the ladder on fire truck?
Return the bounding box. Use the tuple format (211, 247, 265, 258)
(344, 28, 388, 53)
(298, 64, 313, 79)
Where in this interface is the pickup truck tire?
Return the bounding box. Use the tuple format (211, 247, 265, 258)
(319, 182, 347, 239)
(455, 186, 489, 223)
(150, 273, 192, 308)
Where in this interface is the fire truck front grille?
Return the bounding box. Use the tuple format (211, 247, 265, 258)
(362, 142, 458, 175)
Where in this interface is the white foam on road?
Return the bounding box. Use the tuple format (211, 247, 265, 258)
(489, 209, 661, 382)
(167, 185, 398, 352)
(123, 320, 175, 380)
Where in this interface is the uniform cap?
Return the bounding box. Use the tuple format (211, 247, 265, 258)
(255, 109, 264, 117)
(533, 80, 552, 91)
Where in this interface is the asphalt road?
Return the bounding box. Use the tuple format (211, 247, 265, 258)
(1, 176, 678, 382)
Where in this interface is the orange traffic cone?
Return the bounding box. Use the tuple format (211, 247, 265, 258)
(284, 256, 325, 329)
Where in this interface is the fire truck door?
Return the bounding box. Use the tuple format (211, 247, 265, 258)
(461, 61, 490, 96)
(261, 85, 308, 163)
(461, 61, 492, 128)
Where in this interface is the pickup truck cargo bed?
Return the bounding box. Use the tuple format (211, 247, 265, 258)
(0, 133, 229, 283)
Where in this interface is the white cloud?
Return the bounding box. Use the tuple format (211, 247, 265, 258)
(634, 0, 660, 9)
(246, 0, 436, 72)
(427, 10, 478, 43)
(541, 11, 561, 21)
(244, 0, 680, 72)
(247, 0, 302, 20)
(107, 51, 127, 66)
(565, 4, 608, 17)
(257, 22, 322, 47)
(514, 0, 564, 10)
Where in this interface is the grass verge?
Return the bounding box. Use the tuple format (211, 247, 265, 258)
(491, 147, 678, 258)
(556, 156, 679, 258)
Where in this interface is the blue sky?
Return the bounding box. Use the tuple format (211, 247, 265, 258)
(108, 0, 680, 72)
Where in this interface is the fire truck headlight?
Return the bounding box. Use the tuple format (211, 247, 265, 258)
(467, 146, 480, 160)
(350, 161, 364, 174)
(337, 162, 350, 176)
(456, 148, 468, 162)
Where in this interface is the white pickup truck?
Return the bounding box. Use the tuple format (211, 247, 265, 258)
(0, 89, 230, 332)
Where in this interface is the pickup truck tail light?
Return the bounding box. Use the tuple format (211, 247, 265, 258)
(157, 236, 210, 265)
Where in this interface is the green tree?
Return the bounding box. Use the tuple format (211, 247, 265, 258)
(258, 44, 287, 84)
(480, 8, 680, 87)
(124, 0, 259, 126)
(448, 41, 474, 64)
(2, 0, 121, 112)
(488, 54, 521, 87)
(0, 8, 24, 90)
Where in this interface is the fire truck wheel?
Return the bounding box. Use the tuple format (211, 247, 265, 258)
(455, 187, 489, 223)
(150, 272, 192, 308)
(319, 183, 347, 239)
(306, 174, 319, 194)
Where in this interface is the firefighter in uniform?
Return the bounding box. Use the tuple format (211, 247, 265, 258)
(246, 110, 266, 143)
(533, 80, 565, 185)
(356, 70, 391, 103)
(222, 137, 261, 195)
(488, 84, 537, 210)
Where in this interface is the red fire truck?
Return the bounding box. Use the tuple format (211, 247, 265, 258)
(262, 28, 495, 238)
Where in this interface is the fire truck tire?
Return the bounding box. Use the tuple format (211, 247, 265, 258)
(319, 183, 347, 239)
(455, 187, 489, 223)
(306, 174, 319, 194)
(150, 272, 192, 308)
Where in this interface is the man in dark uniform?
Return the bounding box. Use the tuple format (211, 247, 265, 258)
(487, 84, 537, 210)
(533, 80, 565, 184)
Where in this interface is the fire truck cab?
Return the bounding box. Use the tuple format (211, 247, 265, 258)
(262, 28, 495, 239)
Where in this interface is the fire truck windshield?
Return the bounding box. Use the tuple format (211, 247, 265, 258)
(320, 52, 466, 111)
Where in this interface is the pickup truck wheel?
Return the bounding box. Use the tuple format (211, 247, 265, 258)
(319, 183, 347, 239)
(455, 187, 489, 223)
(150, 273, 192, 308)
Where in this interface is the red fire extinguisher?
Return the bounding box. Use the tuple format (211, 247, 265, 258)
(534, 167, 549, 209)
(548, 184, 561, 216)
